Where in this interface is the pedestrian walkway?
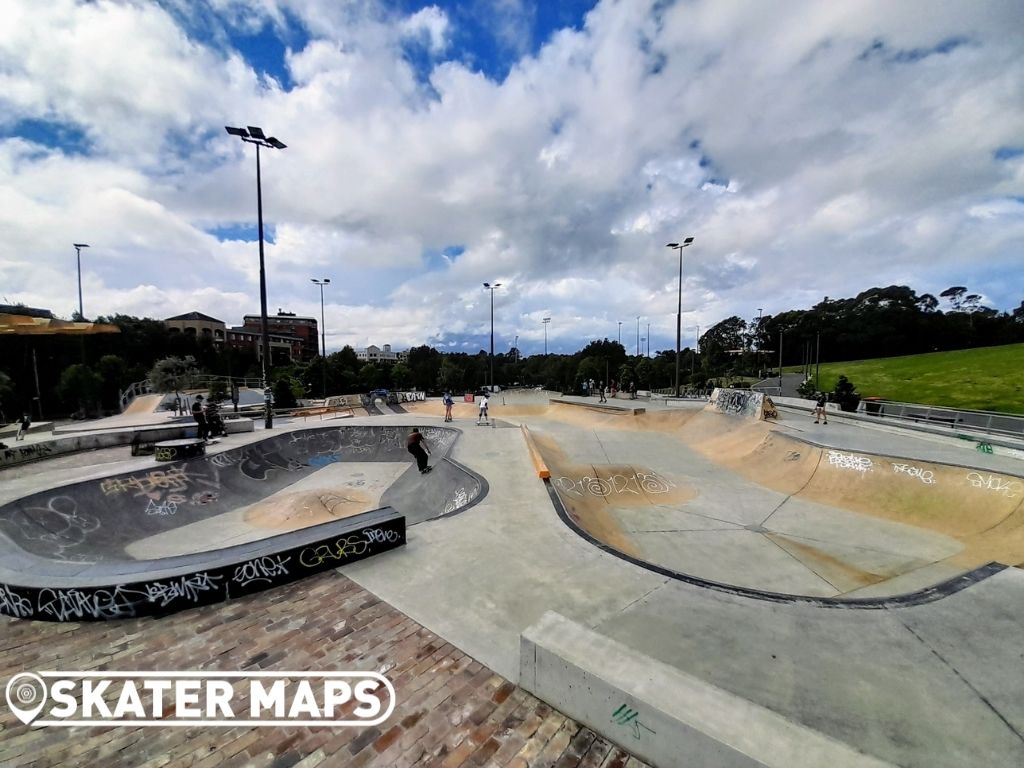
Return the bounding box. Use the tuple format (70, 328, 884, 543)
(0, 571, 645, 768)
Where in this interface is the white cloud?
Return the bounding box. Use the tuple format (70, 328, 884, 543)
(0, 0, 1022, 354)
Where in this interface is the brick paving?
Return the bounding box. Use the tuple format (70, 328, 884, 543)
(0, 572, 647, 768)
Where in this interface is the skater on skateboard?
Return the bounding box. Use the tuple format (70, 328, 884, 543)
(407, 427, 432, 473)
(443, 391, 454, 422)
(813, 392, 828, 424)
(478, 394, 489, 424)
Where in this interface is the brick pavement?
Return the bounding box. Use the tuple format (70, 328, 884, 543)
(0, 572, 648, 768)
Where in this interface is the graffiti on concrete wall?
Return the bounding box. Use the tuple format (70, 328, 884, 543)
(827, 450, 873, 473)
(709, 388, 766, 420)
(0, 515, 405, 622)
(966, 472, 1022, 499)
(555, 469, 675, 499)
(891, 463, 936, 484)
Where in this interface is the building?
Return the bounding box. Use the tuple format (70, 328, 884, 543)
(225, 326, 303, 365)
(242, 310, 319, 361)
(163, 311, 302, 365)
(355, 344, 408, 365)
(164, 312, 227, 345)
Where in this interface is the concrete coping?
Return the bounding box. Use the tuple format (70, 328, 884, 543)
(520, 611, 895, 768)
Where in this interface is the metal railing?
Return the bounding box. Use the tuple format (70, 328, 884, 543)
(856, 398, 1024, 439)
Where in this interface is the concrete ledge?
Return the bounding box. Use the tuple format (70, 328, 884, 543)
(548, 398, 646, 416)
(520, 425, 551, 479)
(519, 611, 894, 768)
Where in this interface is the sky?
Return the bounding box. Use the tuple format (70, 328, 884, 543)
(1, 0, 1022, 357)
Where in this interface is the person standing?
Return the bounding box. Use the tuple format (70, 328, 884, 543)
(478, 393, 489, 424)
(443, 391, 454, 422)
(15, 412, 31, 441)
(598, 383, 607, 403)
(813, 392, 829, 424)
(192, 395, 209, 440)
(406, 427, 431, 473)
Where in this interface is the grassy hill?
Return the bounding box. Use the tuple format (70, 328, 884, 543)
(788, 343, 1024, 414)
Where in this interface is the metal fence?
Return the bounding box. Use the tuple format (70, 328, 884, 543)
(856, 399, 1024, 439)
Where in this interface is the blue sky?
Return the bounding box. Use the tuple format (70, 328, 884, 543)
(1, 0, 1022, 355)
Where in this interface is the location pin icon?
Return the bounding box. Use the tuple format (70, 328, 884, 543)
(5, 673, 47, 725)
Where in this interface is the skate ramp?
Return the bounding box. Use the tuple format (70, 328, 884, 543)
(0, 425, 482, 565)
(529, 408, 1022, 603)
(0, 424, 487, 620)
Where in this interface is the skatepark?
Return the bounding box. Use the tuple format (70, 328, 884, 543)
(1, 389, 1023, 766)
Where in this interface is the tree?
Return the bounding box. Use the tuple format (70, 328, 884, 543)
(391, 363, 413, 390)
(358, 363, 385, 391)
(272, 377, 298, 409)
(96, 354, 127, 412)
(58, 364, 103, 417)
(0, 371, 14, 423)
(833, 375, 861, 412)
(148, 356, 198, 405)
(940, 286, 967, 311)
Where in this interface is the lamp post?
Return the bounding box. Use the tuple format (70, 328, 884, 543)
(618, 321, 622, 345)
(756, 307, 763, 378)
(667, 237, 695, 396)
(635, 316, 640, 357)
(483, 282, 502, 390)
(646, 323, 650, 357)
(225, 125, 286, 429)
(311, 278, 330, 398)
(542, 317, 551, 355)
(73, 243, 90, 319)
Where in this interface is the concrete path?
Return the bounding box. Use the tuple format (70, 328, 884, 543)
(3, 393, 1023, 766)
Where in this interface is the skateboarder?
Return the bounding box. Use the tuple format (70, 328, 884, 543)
(813, 392, 828, 424)
(478, 394, 489, 424)
(406, 427, 431, 473)
(192, 395, 209, 440)
(598, 383, 607, 403)
(443, 391, 454, 422)
(15, 413, 30, 441)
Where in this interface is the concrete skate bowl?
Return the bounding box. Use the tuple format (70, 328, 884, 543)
(528, 391, 1021, 607)
(0, 425, 486, 621)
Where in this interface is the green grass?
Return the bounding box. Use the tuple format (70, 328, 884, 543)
(785, 343, 1024, 414)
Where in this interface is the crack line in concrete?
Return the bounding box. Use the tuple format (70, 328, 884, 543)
(608, 579, 671, 621)
(760, 531, 843, 594)
(760, 448, 824, 528)
(896, 617, 1024, 746)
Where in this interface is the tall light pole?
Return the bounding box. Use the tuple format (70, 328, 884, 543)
(73, 243, 90, 319)
(635, 316, 640, 357)
(646, 323, 650, 357)
(542, 317, 551, 355)
(667, 237, 695, 397)
(756, 307, 763, 378)
(226, 125, 287, 429)
(618, 321, 622, 345)
(483, 282, 502, 390)
(692, 324, 700, 376)
(311, 278, 330, 398)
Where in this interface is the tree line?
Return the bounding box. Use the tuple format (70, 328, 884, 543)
(0, 285, 1020, 420)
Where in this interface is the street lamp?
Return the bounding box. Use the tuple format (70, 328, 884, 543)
(618, 320, 622, 345)
(667, 237, 695, 397)
(542, 317, 551, 355)
(636, 316, 640, 357)
(756, 307, 763, 378)
(483, 282, 502, 390)
(73, 243, 90, 319)
(225, 125, 287, 429)
(646, 323, 650, 357)
(311, 278, 330, 399)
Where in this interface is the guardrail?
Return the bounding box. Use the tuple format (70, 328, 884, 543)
(855, 398, 1024, 439)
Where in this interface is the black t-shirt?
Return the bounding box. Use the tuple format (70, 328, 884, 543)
(407, 432, 423, 449)
(816, 395, 826, 407)
(192, 401, 206, 419)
